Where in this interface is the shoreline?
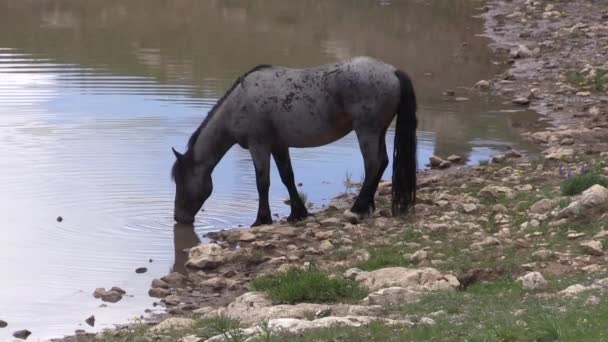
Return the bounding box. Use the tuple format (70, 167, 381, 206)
(51, 0, 608, 340)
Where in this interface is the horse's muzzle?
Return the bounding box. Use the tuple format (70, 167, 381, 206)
(174, 214, 194, 224)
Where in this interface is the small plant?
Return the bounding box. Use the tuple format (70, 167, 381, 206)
(560, 173, 608, 196)
(252, 267, 368, 304)
(343, 171, 357, 193)
(479, 159, 489, 166)
(356, 246, 413, 271)
(566, 67, 608, 92)
(209, 314, 245, 342)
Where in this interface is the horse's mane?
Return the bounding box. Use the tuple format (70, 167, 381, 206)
(172, 64, 272, 180)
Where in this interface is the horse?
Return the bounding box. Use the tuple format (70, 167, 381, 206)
(171, 56, 417, 226)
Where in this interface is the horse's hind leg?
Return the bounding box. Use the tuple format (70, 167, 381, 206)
(272, 147, 309, 222)
(348, 130, 389, 219)
(249, 143, 273, 227)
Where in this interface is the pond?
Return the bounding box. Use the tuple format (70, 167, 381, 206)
(0, 0, 539, 340)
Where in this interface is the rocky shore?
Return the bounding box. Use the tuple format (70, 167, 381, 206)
(40, 0, 608, 341)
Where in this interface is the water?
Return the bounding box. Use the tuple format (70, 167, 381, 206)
(0, 1, 540, 340)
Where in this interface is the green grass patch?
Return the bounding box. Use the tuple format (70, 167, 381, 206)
(356, 245, 413, 271)
(561, 173, 608, 196)
(566, 68, 608, 92)
(251, 267, 368, 304)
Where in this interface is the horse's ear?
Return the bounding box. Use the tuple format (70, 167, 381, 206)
(172, 147, 184, 162)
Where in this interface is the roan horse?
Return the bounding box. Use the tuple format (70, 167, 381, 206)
(172, 56, 417, 226)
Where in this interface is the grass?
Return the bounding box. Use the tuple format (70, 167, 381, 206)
(566, 68, 608, 92)
(251, 267, 368, 304)
(355, 245, 414, 271)
(560, 173, 608, 196)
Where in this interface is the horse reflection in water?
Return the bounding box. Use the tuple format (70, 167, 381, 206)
(172, 223, 201, 274)
(171, 56, 418, 226)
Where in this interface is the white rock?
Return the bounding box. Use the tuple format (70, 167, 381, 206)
(150, 318, 196, 333)
(354, 267, 459, 292)
(518, 272, 548, 290)
(186, 243, 229, 269)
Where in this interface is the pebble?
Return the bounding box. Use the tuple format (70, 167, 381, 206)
(13, 330, 31, 340)
(0, 320, 6, 328)
(85, 315, 95, 327)
(135, 267, 148, 274)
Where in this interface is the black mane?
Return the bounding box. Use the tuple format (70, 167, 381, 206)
(172, 64, 272, 180)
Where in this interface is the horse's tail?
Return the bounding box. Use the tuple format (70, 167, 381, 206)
(391, 69, 418, 216)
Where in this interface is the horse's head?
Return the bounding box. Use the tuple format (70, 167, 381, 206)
(171, 148, 212, 224)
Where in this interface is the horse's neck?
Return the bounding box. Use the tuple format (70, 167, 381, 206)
(192, 118, 234, 174)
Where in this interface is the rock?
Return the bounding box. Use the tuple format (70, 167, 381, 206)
(518, 272, 548, 290)
(577, 91, 592, 97)
(439, 161, 452, 169)
(363, 287, 424, 306)
(162, 295, 181, 306)
(510, 44, 537, 58)
(318, 240, 334, 252)
(149, 287, 171, 298)
(558, 185, 608, 218)
(560, 284, 588, 297)
(512, 97, 531, 105)
(161, 272, 188, 287)
(352, 250, 370, 263)
(411, 250, 429, 263)
(532, 249, 555, 261)
(179, 335, 202, 342)
(529, 199, 559, 214)
(443, 90, 455, 96)
(492, 154, 507, 163)
(201, 276, 237, 291)
(546, 148, 574, 162)
(455, 97, 470, 102)
(474, 80, 490, 90)
(320, 217, 343, 227)
(354, 267, 459, 292)
(567, 232, 585, 239)
(344, 268, 363, 279)
(492, 204, 508, 214)
(0, 320, 6, 328)
(586, 295, 601, 306)
(135, 267, 147, 274)
(238, 230, 256, 242)
(215, 292, 382, 325)
(85, 315, 95, 327)
(101, 291, 123, 303)
(447, 155, 462, 163)
(110, 287, 126, 295)
(186, 243, 227, 269)
(429, 155, 445, 168)
(478, 185, 514, 200)
(580, 240, 604, 256)
(462, 203, 477, 213)
(93, 288, 105, 298)
(561, 137, 575, 145)
(13, 330, 31, 340)
(93, 288, 123, 303)
(56, 216, 63, 222)
(594, 231, 608, 239)
(150, 318, 196, 333)
(419, 317, 436, 326)
(206, 316, 413, 341)
(470, 237, 500, 250)
(151, 278, 169, 289)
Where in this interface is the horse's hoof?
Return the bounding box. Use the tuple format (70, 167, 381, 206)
(287, 211, 309, 223)
(251, 218, 273, 227)
(343, 209, 364, 224)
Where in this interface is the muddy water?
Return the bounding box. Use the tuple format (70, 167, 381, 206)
(0, 0, 540, 340)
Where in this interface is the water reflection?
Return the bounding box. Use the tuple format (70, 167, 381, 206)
(172, 224, 201, 275)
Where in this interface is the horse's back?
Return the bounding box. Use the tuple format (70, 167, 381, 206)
(230, 57, 401, 147)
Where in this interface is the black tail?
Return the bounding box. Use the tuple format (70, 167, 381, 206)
(392, 70, 418, 216)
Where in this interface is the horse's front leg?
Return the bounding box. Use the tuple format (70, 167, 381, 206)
(272, 147, 308, 222)
(249, 144, 273, 227)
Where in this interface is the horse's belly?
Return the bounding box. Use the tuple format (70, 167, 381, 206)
(278, 115, 353, 148)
